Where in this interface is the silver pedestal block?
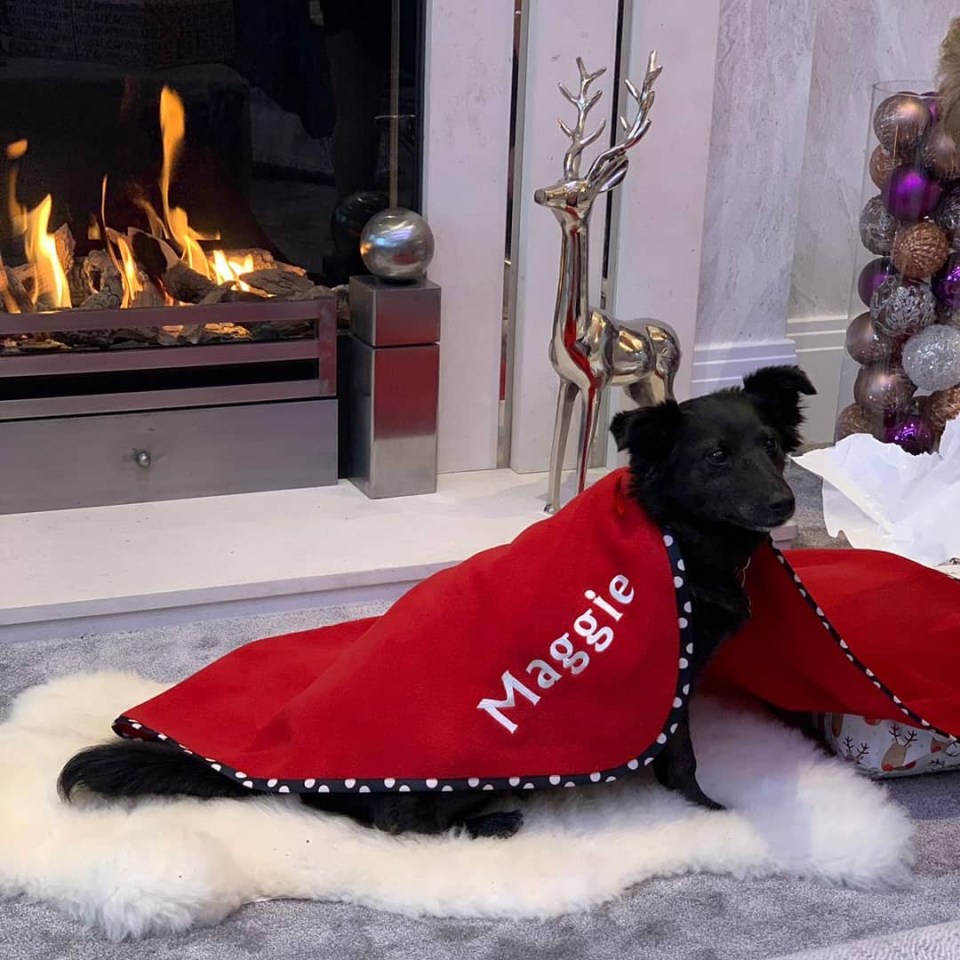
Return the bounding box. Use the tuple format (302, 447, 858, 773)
(348, 275, 441, 499)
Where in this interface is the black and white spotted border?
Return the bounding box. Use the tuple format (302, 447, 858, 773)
(770, 546, 957, 743)
(112, 531, 697, 796)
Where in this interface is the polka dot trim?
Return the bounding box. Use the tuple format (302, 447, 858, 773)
(772, 546, 956, 742)
(113, 530, 698, 795)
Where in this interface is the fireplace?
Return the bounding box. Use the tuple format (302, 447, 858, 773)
(0, 0, 425, 513)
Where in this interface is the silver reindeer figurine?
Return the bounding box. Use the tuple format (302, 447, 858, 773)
(536, 52, 680, 514)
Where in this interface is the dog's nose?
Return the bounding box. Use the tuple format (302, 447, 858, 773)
(769, 493, 795, 521)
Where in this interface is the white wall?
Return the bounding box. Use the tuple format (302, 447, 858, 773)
(690, 0, 817, 398)
(422, 0, 514, 473)
(696, 0, 818, 349)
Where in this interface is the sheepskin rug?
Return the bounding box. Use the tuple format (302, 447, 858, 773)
(0, 671, 913, 941)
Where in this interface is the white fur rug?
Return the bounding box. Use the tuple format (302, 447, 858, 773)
(0, 672, 913, 941)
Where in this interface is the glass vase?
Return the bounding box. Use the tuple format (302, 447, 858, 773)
(835, 80, 960, 454)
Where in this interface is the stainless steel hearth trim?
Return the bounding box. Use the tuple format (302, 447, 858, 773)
(0, 299, 325, 336)
(0, 339, 322, 378)
(0, 296, 340, 513)
(0, 381, 323, 421)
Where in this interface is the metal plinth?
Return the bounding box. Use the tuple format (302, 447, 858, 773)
(348, 275, 441, 499)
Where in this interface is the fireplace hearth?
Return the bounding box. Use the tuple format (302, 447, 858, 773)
(0, 296, 337, 514)
(0, 0, 426, 513)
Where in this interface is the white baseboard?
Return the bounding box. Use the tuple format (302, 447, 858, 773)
(786, 314, 847, 445)
(690, 339, 798, 396)
(691, 323, 847, 446)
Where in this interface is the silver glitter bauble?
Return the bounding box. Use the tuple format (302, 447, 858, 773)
(359, 208, 435, 282)
(935, 190, 960, 247)
(870, 277, 937, 339)
(902, 324, 960, 391)
(859, 195, 898, 256)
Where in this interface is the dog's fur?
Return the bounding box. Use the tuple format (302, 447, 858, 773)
(58, 365, 815, 836)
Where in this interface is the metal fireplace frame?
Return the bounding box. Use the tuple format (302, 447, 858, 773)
(0, 297, 338, 514)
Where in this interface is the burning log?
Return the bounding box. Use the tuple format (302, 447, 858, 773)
(161, 262, 218, 304)
(128, 228, 178, 281)
(223, 248, 306, 277)
(10, 263, 36, 301)
(198, 282, 266, 306)
(17, 337, 69, 352)
(3, 267, 35, 314)
(83, 250, 123, 299)
(200, 322, 253, 343)
(79, 289, 122, 311)
(54, 224, 75, 276)
(68, 260, 95, 306)
(239, 269, 315, 299)
(131, 281, 167, 309)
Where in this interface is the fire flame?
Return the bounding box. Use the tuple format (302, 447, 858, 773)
(4, 88, 273, 313)
(24, 195, 71, 309)
(159, 87, 220, 280)
(211, 250, 255, 291)
(6, 139, 71, 309)
(115, 235, 144, 309)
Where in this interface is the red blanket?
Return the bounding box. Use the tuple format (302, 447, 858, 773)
(116, 469, 960, 796)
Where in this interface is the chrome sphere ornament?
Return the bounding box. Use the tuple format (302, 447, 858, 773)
(359, 208, 435, 282)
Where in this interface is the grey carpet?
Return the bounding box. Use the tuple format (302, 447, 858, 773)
(772, 919, 960, 959)
(2, 464, 960, 960)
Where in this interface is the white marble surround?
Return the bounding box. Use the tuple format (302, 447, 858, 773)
(789, 2, 950, 324)
(696, 0, 817, 348)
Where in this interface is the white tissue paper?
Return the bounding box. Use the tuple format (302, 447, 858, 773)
(792, 418, 960, 575)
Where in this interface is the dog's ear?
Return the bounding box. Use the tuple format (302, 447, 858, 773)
(610, 401, 683, 460)
(742, 365, 816, 453)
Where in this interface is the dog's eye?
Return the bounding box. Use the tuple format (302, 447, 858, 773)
(706, 447, 729, 465)
(763, 436, 780, 455)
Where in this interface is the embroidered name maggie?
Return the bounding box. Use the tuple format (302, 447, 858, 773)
(476, 574, 635, 734)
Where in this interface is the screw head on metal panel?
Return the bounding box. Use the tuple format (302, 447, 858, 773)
(134, 449, 152, 468)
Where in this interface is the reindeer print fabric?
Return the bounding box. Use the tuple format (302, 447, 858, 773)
(114, 469, 960, 796)
(814, 714, 960, 778)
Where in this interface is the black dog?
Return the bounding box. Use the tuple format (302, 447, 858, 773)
(58, 365, 815, 833)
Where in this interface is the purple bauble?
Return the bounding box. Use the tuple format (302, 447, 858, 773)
(857, 258, 895, 306)
(932, 252, 960, 311)
(884, 414, 936, 455)
(881, 165, 943, 222)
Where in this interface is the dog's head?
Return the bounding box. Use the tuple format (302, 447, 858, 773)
(610, 365, 816, 533)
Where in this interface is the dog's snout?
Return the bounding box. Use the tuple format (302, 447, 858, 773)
(768, 493, 795, 522)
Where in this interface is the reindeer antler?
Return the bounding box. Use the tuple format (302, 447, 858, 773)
(558, 58, 608, 179)
(585, 50, 662, 185)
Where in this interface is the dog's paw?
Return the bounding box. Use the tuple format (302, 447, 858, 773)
(463, 809, 524, 839)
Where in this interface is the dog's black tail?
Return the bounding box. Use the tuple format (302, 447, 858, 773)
(58, 740, 251, 802)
